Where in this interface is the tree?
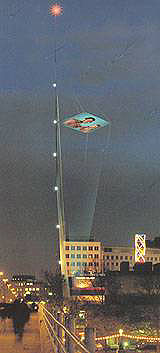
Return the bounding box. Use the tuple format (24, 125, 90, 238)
(44, 270, 64, 304)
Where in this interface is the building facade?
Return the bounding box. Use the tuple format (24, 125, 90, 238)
(11, 274, 41, 300)
(64, 238, 160, 276)
(103, 245, 160, 272)
(64, 241, 102, 276)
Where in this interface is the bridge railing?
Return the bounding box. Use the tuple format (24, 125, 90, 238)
(40, 304, 92, 353)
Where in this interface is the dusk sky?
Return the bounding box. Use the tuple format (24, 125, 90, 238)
(1, 0, 160, 278)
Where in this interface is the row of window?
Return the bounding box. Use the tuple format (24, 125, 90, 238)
(104, 255, 160, 261)
(146, 257, 160, 261)
(66, 262, 99, 267)
(106, 262, 119, 267)
(66, 254, 99, 259)
(105, 255, 132, 260)
(65, 246, 99, 251)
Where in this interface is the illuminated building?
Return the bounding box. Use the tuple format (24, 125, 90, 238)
(103, 246, 135, 271)
(64, 241, 103, 276)
(11, 274, 42, 300)
(103, 239, 160, 272)
(64, 237, 160, 276)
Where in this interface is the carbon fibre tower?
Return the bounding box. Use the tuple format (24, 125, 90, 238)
(50, 4, 69, 296)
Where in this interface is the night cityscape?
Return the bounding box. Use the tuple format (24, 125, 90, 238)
(1, 0, 160, 352)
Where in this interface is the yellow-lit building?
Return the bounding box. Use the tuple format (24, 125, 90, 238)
(11, 275, 41, 300)
(64, 241, 103, 276)
(103, 245, 160, 272)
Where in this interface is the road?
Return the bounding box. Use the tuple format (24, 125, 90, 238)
(0, 312, 41, 353)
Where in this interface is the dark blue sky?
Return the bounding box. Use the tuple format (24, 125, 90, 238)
(1, 0, 160, 277)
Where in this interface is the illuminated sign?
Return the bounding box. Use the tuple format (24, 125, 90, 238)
(63, 112, 109, 134)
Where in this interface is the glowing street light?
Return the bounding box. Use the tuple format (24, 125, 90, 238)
(119, 329, 123, 336)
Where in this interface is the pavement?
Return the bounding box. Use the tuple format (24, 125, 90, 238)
(0, 313, 41, 353)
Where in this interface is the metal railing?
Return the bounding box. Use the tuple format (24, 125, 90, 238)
(40, 304, 92, 353)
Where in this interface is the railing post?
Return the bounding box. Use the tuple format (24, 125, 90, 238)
(65, 315, 75, 353)
(52, 308, 58, 352)
(84, 327, 96, 353)
(57, 311, 62, 353)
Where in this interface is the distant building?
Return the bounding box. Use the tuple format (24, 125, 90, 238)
(11, 274, 41, 300)
(64, 240, 103, 276)
(12, 274, 36, 284)
(103, 246, 134, 272)
(64, 237, 160, 277)
(103, 243, 160, 272)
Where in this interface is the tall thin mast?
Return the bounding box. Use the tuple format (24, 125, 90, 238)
(50, 4, 66, 278)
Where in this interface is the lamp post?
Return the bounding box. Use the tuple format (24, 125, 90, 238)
(116, 329, 124, 353)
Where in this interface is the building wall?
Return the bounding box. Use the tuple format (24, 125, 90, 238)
(103, 246, 134, 271)
(64, 240, 160, 276)
(103, 246, 160, 272)
(64, 241, 102, 276)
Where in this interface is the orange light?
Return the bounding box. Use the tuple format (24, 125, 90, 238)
(50, 4, 63, 16)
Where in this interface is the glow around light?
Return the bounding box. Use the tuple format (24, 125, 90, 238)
(53, 152, 57, 157)
(119, 329, 123, 336)
(56, 224, 60, 229)
(50, 4, 63, 16)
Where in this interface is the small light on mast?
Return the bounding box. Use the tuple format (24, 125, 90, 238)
(50, 3, 63, 17)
